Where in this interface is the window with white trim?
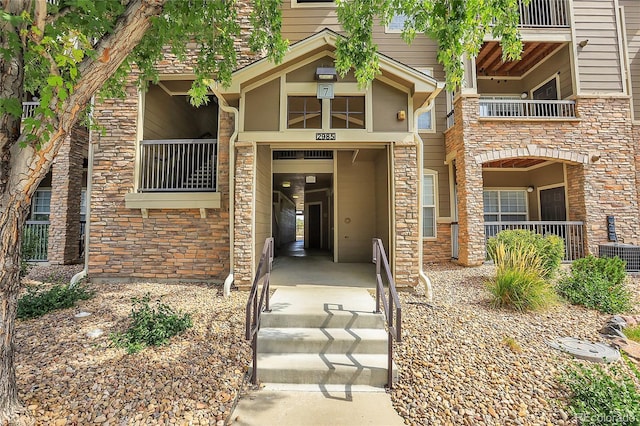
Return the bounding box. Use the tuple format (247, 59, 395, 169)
(483, 190, 528, 222)
(417, 68, 434, 132)
(386, 14, 408, 33)
(423, 170, 437, 238)
(32, 189, 51, 221)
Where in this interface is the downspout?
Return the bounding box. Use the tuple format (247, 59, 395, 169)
(70, 96, 95, 287)
(413, 82, 445, 301)
(209, 84, 239, 297)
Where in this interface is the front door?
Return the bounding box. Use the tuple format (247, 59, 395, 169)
(307, 203, 322, 249)
(540, 186, 566, 221)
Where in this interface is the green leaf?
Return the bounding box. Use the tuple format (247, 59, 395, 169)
(46, 75, 63, 88)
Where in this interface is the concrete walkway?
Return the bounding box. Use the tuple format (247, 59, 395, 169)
(270, 256, 375, 288)
(228, 384, 404, 426)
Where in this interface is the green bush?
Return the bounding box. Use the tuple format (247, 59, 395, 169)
(111, 294, 192, 354)
(560, 361, 640, 426)
(557, 255, 631, 314)
(485, 241, 557, 311)
(17, 284, 93, 319)
(487, 229, 565, 279)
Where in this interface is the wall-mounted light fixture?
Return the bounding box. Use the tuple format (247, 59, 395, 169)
(282, 181, 291, 188)
(578, 39, 589, 48)
(520, 92, 528, 99)
(397, 110, 406, 121)
(527, 186, 534, 193)
(315, 66, 337, 81)
(305, 175, 316, 184)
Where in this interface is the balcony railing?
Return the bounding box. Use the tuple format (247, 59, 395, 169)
(518, 0, 569, 28)
(479, 99, 576, 119)
(485, 221, 585, 261)
(22, 101, 39, 119)
(451, 222, 459, 259)
(138, 139, 217, 192)
(23, 221, 49, 261)
(446, 109, 455, 130)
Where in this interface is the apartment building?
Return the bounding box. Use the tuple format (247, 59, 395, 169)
(82, 0, 640, 287)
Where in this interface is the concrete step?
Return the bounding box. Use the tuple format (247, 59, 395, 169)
(256, 353, 396, 387)
(260, 310, 385, 329)
(257, 327, 388, 354)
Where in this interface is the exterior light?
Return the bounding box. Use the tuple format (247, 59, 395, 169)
(315, 67, 337, 81)
(520, 92, 528, 99)
(578, 39, 589, 48)
(306, 175, 316, 184)
(282, 181, 291, 188)
(527, 186, 534, 193)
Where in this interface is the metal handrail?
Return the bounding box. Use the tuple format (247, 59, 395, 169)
(372, 238, 401, 389)
(245, 237, 274, 384)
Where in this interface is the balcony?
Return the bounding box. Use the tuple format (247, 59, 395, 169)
(517, 0, 569, 28)
(138, 139, 218, 192)
(479, 98, 576, 119)
(22, 101, 39, 119)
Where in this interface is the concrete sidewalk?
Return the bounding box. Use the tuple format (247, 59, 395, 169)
(227, 384, 405, 426)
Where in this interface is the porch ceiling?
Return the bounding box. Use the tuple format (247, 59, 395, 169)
(476, 41, 562, 77)
(483, 158, 548, 168)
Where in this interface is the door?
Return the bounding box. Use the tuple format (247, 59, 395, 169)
(307, 203, 322, 249)
(540, 186, 566, 221)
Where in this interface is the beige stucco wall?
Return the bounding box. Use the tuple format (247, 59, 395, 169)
(244, 79, 280, 131)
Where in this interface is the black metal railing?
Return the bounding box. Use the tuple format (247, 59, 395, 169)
(372, 238, 402, 389)
(245, 237, 274, 384)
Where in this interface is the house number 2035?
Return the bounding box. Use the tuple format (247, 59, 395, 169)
(316, 132, 336, 141)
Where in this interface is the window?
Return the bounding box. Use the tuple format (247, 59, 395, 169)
(483, 190, 528, 222)
(417, 68, 434, 131)
(386, 14, 408, 33)
(288, 96, 322, 129)
(423, 171, 437, 238)
(32, 189, 51, 221)
(80, 189, 87, 222)
(292, 0, 334, 6)
(331, 96, 365, 129)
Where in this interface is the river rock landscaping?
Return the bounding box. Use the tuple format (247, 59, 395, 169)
(15, 263, 640, 425)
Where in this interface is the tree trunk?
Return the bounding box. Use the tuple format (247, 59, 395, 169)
(0, 0, 166, 421)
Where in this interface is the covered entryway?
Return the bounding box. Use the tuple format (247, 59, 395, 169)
(268, 148, 390, 287)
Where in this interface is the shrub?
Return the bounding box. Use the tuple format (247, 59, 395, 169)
(485, 241, 557, 312)
(111, 294, 192, 354)
(557, 255, 631, 314)
(17, 284, 93, 319)
(560, 361, 640, 426)
(487, 229, 565, 279)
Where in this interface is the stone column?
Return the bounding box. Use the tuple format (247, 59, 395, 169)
(234, 143, 256, 289)
(48, 127, 88, 264)
(393, 141, 419, 288)
(455, 149, 485, 266)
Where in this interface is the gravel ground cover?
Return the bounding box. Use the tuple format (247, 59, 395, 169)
(16, 270, 250, 425)
(15, 263, 640, 425)
(391, 263, 639, 426)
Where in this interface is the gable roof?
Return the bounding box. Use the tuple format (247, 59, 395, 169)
(217, 28, 444, 97)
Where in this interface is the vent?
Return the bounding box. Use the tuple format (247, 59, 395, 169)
(598, 243, 640, 272)
(273, 150, 333, 160)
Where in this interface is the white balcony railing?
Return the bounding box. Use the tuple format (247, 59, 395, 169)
(138, 139, 218, 192)
(485, 221, 585, 261)
(518, 0, 569, 28)
(479, 99, 576, 119)
(23, 221, 49, 261)
(22, 101, 39, 119)
(451, 222, 459, 259)
(446, 109, 455, 130)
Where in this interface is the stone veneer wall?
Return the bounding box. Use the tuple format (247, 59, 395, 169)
(48, 126, 88, 264)
(422, 222, 452, 263)
(88, 80, 231, 282)
(233, 143, 255, 289)
(445, 95, 639, 264)
(393, 141, 420, 287)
